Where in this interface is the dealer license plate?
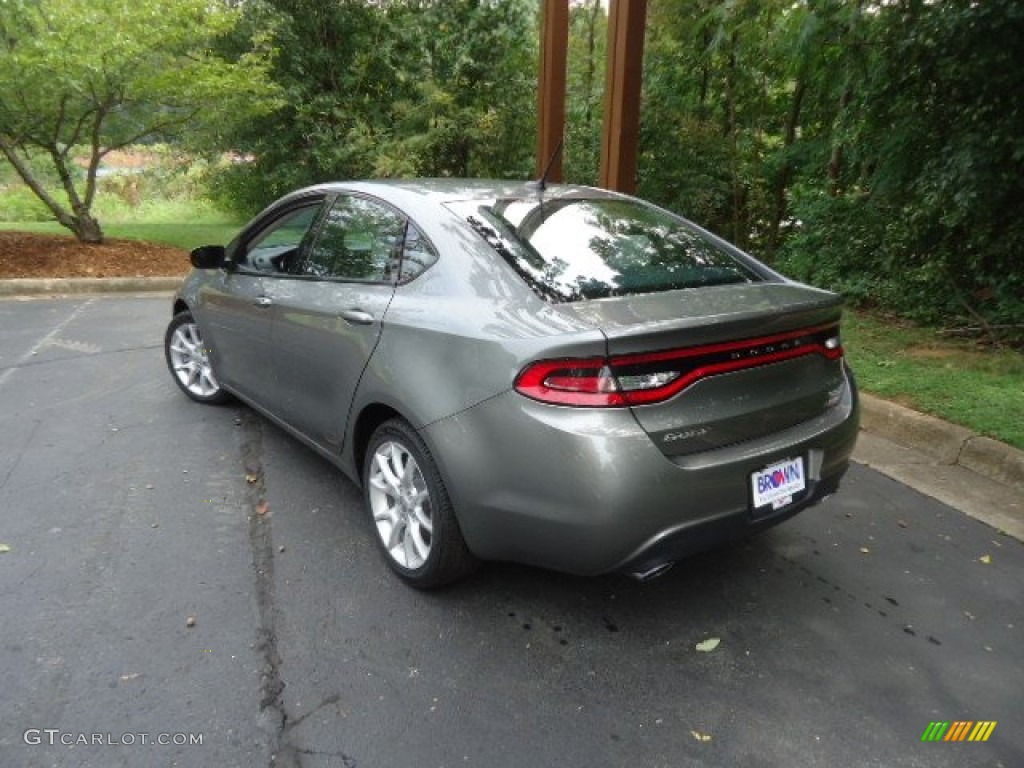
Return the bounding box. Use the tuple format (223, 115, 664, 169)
(751, 457, 806, 511)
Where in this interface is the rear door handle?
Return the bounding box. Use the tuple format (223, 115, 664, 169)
(339, 309, 375, 325)
(254, 296, 273, 308)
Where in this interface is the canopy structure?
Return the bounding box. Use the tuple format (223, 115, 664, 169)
(536, 0, 646, 193)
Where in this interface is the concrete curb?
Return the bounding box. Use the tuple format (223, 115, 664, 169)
(859, 392, 1024, 493)
(0, 276, 181, 296)
(1, 277, 1021, 495)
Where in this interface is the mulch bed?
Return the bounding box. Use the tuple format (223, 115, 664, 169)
(0, 231, 191, 279)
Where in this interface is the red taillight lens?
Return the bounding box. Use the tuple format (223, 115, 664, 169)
(515, 324, 843, 407)
(514, 358, 628, 406)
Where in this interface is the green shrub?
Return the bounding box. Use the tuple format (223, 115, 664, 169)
(0, 186, 52, 222)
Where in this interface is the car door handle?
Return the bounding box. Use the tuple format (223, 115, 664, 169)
(254, 296, 273, 308)
(339, 309, 375, 325)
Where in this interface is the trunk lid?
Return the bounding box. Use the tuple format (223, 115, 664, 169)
(556, 283, 847, 455)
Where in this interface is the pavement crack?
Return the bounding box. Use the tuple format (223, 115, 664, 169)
(239, 410, 290, 766)
(0, 342, 163, 375)
(0, 417, 40, 492)
(282, 693, 342, 732)
(294, 747, 359, 766)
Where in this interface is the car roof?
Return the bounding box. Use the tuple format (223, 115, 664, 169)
(299, 178, 628, 206)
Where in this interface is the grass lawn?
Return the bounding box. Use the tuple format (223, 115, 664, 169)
(0, 217, 242, 251)
(843, 311, 1024, 450)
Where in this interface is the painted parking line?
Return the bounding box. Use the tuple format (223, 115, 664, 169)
(0, 298, 95, 390)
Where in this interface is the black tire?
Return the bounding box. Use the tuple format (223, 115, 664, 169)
(164, 311, 230, 404)
(363, 418, 478, 588)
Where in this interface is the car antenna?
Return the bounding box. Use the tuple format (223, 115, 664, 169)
(535, 137, 564, 194)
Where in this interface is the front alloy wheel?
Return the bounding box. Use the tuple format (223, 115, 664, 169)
(164, 311, 229, 404)
(364, 419, 477, 588)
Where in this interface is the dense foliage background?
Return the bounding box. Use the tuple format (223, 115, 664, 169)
(2, 0, 1021, 337)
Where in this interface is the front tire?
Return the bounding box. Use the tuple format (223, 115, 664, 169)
(164, 311, 230, 404)
(364, 418, 478, 588)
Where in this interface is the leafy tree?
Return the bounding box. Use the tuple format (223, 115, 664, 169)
(214, 0, 537, 215)
(563, 0, 606, 185)
(0, 0, 279, 242)
(781, 0, 1024, 337)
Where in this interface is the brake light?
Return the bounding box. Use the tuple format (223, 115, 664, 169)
(515, 325, 843, 407)
(513, 358, 628, 406)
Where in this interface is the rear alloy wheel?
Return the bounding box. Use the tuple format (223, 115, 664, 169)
(164, 311, 229, 404)
(364, 419, 477, 588)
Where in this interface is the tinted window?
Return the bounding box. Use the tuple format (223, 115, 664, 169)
(397, 223, 437, 282)
(298, 196, 406, 281)
(242, 204, 322, 273)
(451, 197, 762, 302)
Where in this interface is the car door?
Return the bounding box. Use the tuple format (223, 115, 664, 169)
(265, 194, 406, 450)
(198, 199, 327, 406)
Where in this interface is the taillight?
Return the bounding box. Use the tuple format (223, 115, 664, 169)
(515, 324, 843, 407)
(513, 358, 628, 406)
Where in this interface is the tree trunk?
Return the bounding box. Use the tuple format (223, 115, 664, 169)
(71, 210, 104, 244)
(768, 75, 807, 252)
(0, 136, 105, 243)
(828, 88, 852, 196)
(724, 31, 744, 247)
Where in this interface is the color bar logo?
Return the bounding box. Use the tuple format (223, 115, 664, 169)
(921, 721, 997, 742)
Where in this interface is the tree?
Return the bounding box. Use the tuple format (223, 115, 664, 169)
(564, 0, 606, 185)
(213, 0, 537, 215)
(0, 0, 279, 243)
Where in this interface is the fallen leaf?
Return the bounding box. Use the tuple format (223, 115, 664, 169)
(246, 473, 258, 484)
(120, 673, 141, 682)
(186, 616, 197, 628)
(691, 730, 713, 742)
(859, 547, 870, 554)
(979, 554, 992, 564)
(695, 637, 721, 653)
(0, 543, 10, 553)
(256, 501, 270, 516)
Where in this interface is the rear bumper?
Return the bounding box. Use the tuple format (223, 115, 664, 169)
(422, 367, 860, 576)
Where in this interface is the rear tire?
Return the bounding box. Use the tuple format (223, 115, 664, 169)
(164, 311, 230, 404)
(363, 418, 478, 588)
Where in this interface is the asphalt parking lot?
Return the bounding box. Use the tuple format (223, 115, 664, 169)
(1, 295, 1021, 768)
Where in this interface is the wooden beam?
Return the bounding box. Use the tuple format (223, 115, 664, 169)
(536, 0, 568, 181)
(599, 0, 647, 193)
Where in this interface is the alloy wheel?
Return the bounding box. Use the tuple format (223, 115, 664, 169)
(168, 320, 221, 399)
(368, 440, 433, 570)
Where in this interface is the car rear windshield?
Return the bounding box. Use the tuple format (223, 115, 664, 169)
(449, 197, 763, 302)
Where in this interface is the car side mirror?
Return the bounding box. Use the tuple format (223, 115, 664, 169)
(190, 245, 227, 270)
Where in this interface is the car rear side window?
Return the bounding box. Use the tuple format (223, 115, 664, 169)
(451, 198, 763, 302)
(298, 195, 407, 282)
(397, 223, 437, 282)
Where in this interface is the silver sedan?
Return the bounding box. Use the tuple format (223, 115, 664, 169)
(165, 180, 859, 587)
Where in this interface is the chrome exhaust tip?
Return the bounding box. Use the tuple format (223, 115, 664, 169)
(629, 562, 674, 582)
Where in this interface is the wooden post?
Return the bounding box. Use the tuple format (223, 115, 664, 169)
(536, 0, 568, 182)
(599, 0, 646, 193)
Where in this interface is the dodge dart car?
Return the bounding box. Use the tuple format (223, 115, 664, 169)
(165, 180, 859, 587)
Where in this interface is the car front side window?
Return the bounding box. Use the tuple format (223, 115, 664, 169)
(239, 204, 323, 274)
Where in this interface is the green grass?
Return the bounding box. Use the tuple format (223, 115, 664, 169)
(0, 217, 242, 251)
(843, 310, 1024, 449)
